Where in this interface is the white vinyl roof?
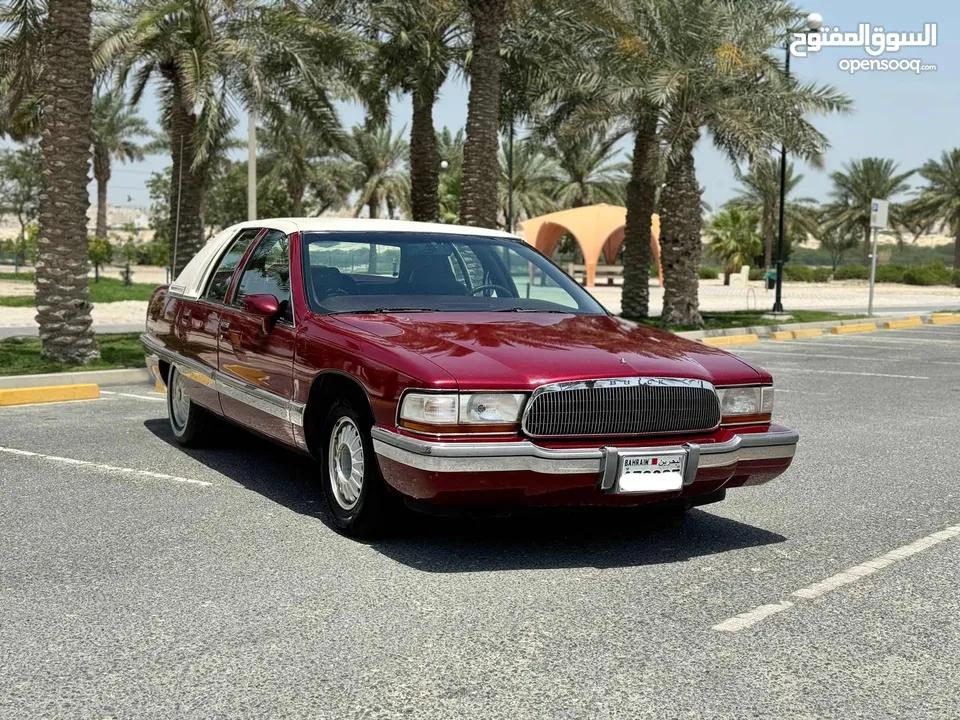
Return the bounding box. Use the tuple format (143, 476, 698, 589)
(169, 218, 520, 299)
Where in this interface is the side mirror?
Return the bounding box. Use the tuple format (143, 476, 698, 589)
(242, 293, 280, 317)
(241, 294, 282, 335)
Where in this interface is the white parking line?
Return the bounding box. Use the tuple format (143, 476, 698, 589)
(713, 522, 960, 632)
(0, 446, 211, 487)
(755, 367, 930, 380)
(100, 390, 166, 402)
(733, 349, 893, 362)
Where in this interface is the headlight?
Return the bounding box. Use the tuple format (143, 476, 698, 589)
(459, 393, 525, 424)
(399, 392, 526, 432)
(716, 385, 773, 424)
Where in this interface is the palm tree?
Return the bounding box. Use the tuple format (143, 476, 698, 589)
(344, 123, 409, 221)
(437, 126, 465, 223)
(34, 0, 98, 361)
(459, 0, 508, 229)
(730, 154, 817, 268)
(0, 0, 44, 140)
(91, 88, 149, 239)
(372, 0, 465, 222)
(906, 149, 960, 269)
(824, 157, 914, 265)
(498, 135, 558, 223)
(549, 126, 630, 208)
(707, 207, 763, 285)
(260, 113, 349, 217)
(95, 0, 364, 274)
(649, 1, 850, 326)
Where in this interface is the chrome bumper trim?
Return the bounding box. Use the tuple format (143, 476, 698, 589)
(371, 426, 799, 477)
(141, 333, 305, 426)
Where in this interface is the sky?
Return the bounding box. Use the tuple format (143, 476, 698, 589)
(90, 0, 958, 215)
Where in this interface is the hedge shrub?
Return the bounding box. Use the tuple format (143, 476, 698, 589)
(903, 261, 953, 286)
(833, 264, 870, 280)
(699, 266, 719, 279)
(783, 265, 814, 282)
(954, 269, 960, 288)
(875, 264, 905, 283)
(748, 267, 764, 281)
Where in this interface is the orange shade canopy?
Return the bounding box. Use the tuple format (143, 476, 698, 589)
(518, 204, 662, 287)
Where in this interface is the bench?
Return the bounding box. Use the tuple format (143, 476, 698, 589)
(566, 263, 624, 286)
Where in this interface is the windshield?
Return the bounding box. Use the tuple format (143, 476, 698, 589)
(301, 231, 606, 315)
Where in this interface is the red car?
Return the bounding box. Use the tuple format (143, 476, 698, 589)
(142, 219, 798, 536)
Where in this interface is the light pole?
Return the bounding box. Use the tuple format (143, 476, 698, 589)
(773, 11, 822, 314)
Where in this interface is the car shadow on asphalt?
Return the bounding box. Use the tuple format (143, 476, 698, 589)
(145, 419, 786, 573)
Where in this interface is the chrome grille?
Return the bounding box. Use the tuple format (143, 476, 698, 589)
(521, 377, 720, 438)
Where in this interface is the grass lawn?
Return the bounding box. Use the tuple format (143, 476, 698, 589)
(0, 333, 145, 376)
(634, 309, 866, 332)
(0, 277, 158, 307)
(0, 271, 36, 282)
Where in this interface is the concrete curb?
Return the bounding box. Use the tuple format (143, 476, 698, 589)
(831, 322, 877, 335)
(0, 383, 100, 407)
(676, 313, 942, 341)
(0, 367, 150, 390)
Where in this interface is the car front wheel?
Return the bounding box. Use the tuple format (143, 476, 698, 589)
(320, 401, 393, 537)
(167, 365, 208, 446)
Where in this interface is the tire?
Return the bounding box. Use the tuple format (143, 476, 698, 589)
(166, 365, 208, 446)
(319, 400, 394, 537)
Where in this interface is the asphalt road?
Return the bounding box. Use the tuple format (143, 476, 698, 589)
(2, 324, 960, 718)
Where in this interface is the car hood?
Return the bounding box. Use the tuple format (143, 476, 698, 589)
(334, 312, 767, 390)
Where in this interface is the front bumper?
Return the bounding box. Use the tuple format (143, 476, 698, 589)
(372, 426, 799, 503)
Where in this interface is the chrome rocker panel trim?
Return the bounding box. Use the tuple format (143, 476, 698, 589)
(371, 426, 799, 481)
(141, 333, 305, 426)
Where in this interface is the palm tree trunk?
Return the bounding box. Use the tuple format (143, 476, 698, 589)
(167, 72, 206, 276)
(368, 191, 379, 273)
(288, 177, 304, 217)
(620, 113, 657, 318)
(460, 0, 506, 229)
(410, 86, 440, 223)
(861, 222, 871, 265)
(954, 226, 960, 271)
(660, 140, 703, 327)
(762, 204, 775, 268)
(93, 148, 110, 239)
(35, 0, 99, 362)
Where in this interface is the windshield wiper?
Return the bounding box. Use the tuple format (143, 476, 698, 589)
(337, 307, 444, 315)
(492, 307, 572, 313)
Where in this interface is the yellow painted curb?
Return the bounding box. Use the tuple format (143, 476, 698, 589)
(0, 384, 100, 407)
(702, 334, 760, 347)
(792, 328, 824, 339)
(930, 313, 960, 325)
(883, 316, 923, 330)
(769, 331, 794, 341)
(830, 323, 877, 335)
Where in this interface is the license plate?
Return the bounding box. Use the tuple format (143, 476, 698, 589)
(617, 450, 686, 494)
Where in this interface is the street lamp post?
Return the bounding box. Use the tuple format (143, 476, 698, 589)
(773, 11, 822, 314)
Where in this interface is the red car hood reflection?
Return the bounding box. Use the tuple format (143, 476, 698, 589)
(335, 312, 765, 390)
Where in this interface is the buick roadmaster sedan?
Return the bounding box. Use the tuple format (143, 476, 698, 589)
(142, 219, 798, 536)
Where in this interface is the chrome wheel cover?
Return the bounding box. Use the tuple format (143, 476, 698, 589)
(328, 416, 364, 510)
(170, 368, 191, 431)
